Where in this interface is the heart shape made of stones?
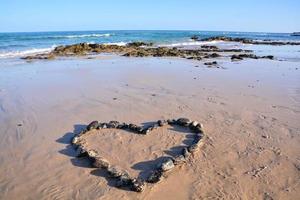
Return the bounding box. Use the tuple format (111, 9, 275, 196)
(70, 118, 205, 192)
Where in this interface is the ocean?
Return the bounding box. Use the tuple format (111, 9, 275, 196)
(0, 30, 300, 59)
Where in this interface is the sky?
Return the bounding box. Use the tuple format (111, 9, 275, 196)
(0, 0, 299, 33)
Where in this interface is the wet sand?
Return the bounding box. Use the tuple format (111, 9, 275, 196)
(0, 56, 299, 199)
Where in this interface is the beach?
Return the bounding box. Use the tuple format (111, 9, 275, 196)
(0, 48, 299, 199)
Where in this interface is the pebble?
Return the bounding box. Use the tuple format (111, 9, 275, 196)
(107, 166, 126, 178)
(92, 157, 110, 169)
(158, 158, 175, 171)
(173, 155, 187, 165)
(176, 118, 191, 126)
(131, 179, 145, 192)
(157, 120, 167, 126)
(87, 149, 98, 158)
(182, 147, 191, 159)
(188, 144, 199, 153)
(147, 170, 164, 183)
(87, 121, 99, 131)
(108, 121, 119, 128)
(76, 145, 88, 157)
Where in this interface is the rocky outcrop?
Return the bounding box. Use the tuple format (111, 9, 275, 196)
(201, 36, 300, 45)
(231, 54, 274, 61)
(21, 41, 274, 62)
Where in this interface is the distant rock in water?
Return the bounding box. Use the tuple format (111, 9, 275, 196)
(291, 32, 300, 36)
(201, 36, 300, 45)
(190, 35, 199, 41)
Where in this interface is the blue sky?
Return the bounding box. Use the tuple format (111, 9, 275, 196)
(0, 0, 299, 33)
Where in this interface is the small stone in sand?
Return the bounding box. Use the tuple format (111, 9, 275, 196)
(92, 157, 110, 169)
(158, 158, 175, 171)
(176, 118, 191, 126)
(147, 170, 164, 183)
(182, 147, 191, 158)
(131, 179, 145, 192)
(173, 155, 187, 165)
(87, 121, 99, 131)
(107, 166, 126, 178)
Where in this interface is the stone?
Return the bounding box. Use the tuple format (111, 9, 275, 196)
(158, 158, 175, 172)
(87, 149, 98, 158)
(191, 35, 199, 40)
(92, 157, 110, 169)
(204, 61, 218, 66)
(193, 124, 203, 134)
(176, 118, 191, 126)
(76, 145, 88, 157)
(142, 128, 151, 135)
(189, 121, 199, 129)
(129, 124, 138, 131)
(116, 171, 133, 187)
(71, 136, 80, 145)
(173, 155, 187, 165)
(136, 126, 144, 133)
(157, 120, 167, 127)
(147, 170, 164, 183)
(117, 123, 129, 129)
(108, 121, 119, 128)
(167, 119, 177, 125)
(99, 123, 108, 129)
(188, 144, 199, 153)
(182, 147, 191, 159)
(131, 179, 145, 192)
(87, 121, 99, 131)
(107, 166, 126, 178)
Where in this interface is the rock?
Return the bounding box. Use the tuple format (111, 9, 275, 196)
(107, 166, 126, 178)
(201, 45, 219, 50)
(129, 124, 138, 131)
(71, 136, 81, 145)
(76, 145, 88, 157)
(87, 121, 99, 131)
(87, 149, 98, 158)
(126, 42, 153, 47)
(158, 158, 175, 172)
(147, 170, 164, 183)
(142, 128, 151, 135)
(131, 179, 145, 192)
(176, 118, 191, 126)
(189, 121, 199, 129)
(167, 119, 177, 125)
(191, 35, 199, 41)
(116, 171, 133, 187)
(136, 126, 144, 133)
(204, 61, 218, 66)
(188, 144, 199, 153)
(157, 120, 167, 127)
(99, 123, 108, 129)
(117, 123, 128, 129)
(92, 157, 110, 169)
(182, 147, 191, 159)
(173, 155, 187, 165)
(231, 54, 243, 61)
(193, 124, 203, 134)
(108, 121, 119, 128)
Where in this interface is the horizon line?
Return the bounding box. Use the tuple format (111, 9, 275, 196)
(0, 29, 294, 34)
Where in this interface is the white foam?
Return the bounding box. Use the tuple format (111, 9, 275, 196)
(103, 42, 128, 46)
(0, 46, 56, 58)
(50, 33, 112, 39)
(161, 40, 219, 47)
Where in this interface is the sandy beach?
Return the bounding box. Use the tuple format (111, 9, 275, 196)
(0, 54, 299, 199)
